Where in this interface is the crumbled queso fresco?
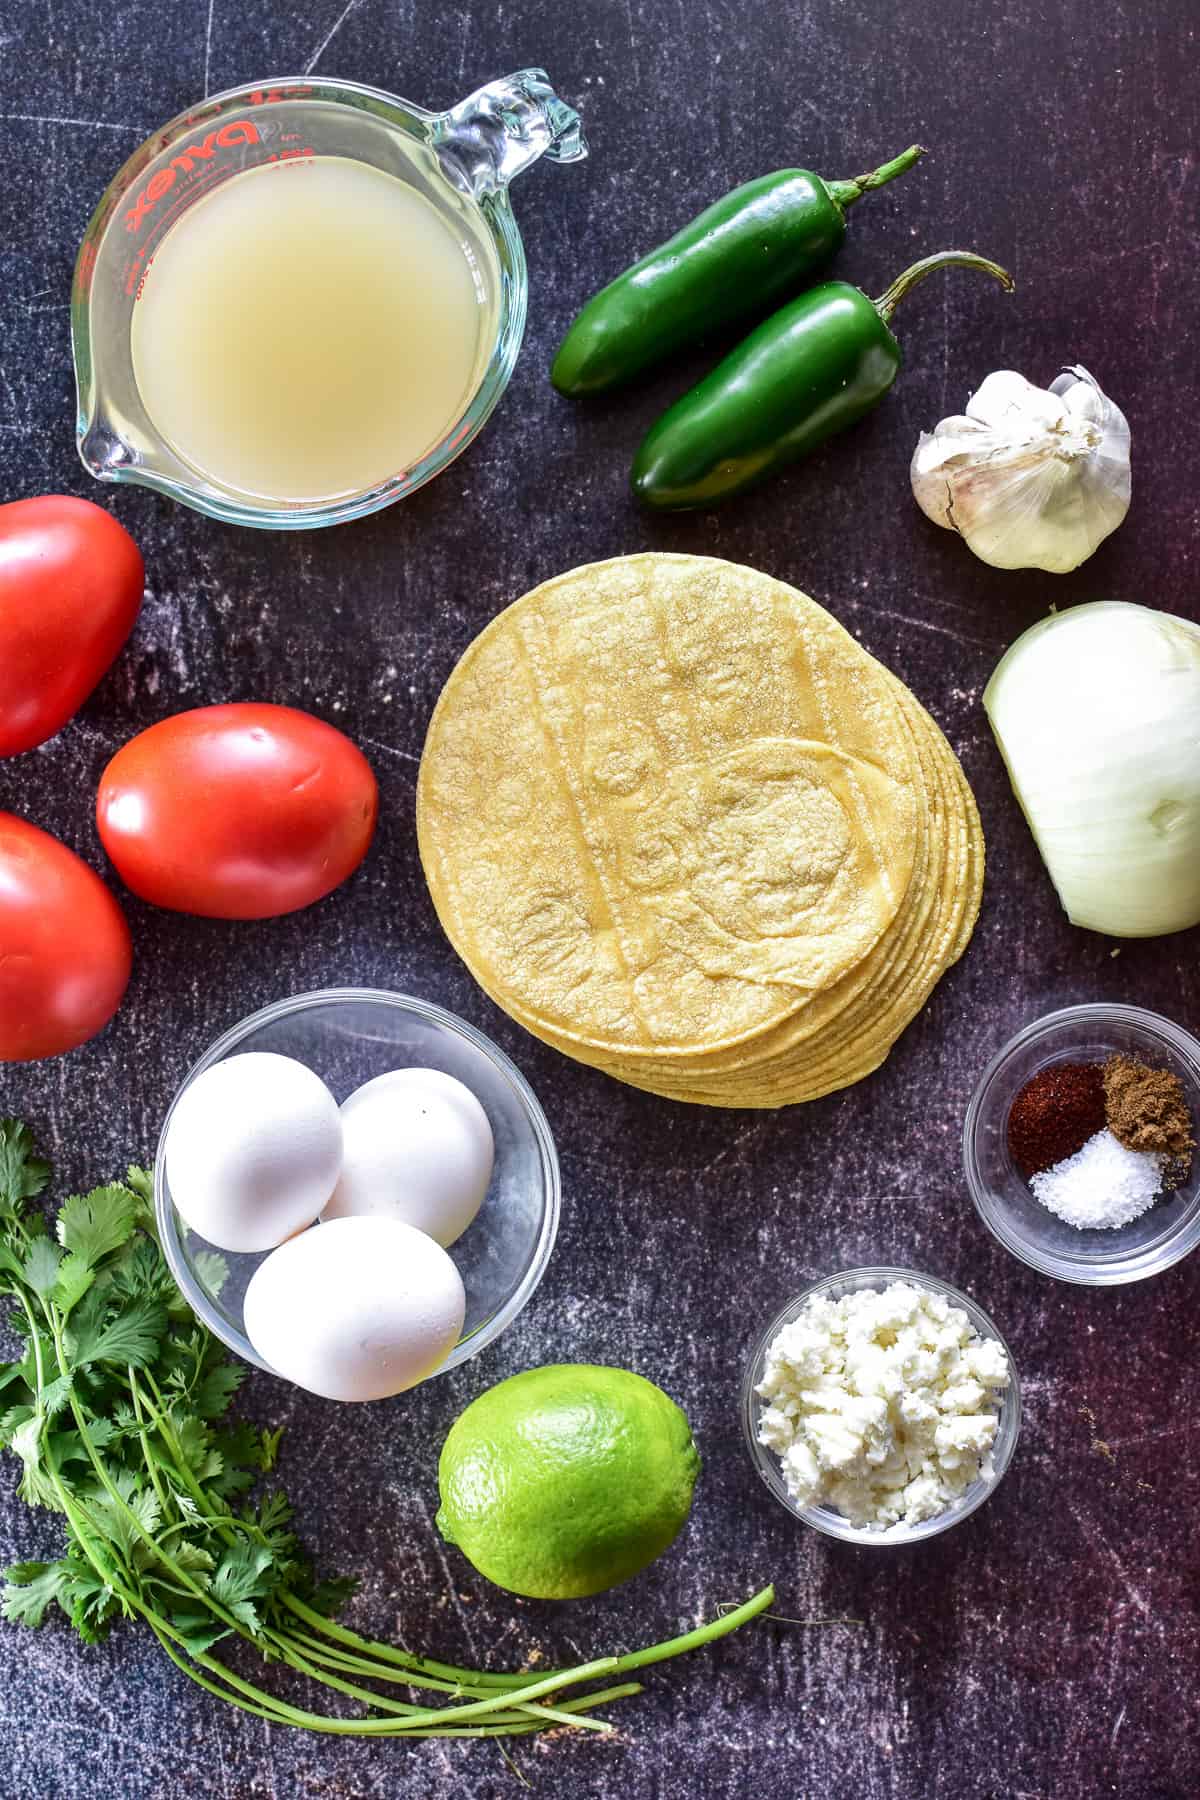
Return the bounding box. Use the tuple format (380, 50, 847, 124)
(756, 1279, 1011, 1531)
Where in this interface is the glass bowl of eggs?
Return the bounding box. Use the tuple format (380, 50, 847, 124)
(154, 988, 560, 1399)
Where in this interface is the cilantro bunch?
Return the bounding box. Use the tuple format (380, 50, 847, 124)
(0, 1120, 771, 1737)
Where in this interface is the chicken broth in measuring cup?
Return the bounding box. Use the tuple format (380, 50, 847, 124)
(129, 153, 497, 505)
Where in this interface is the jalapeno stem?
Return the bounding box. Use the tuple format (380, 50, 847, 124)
(828, 144, 926, 209)
(873, 250, 1014, 324)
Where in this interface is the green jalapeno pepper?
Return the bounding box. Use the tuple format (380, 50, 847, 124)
(550, 145, 924, 397)
(630, 250, 1014, 511)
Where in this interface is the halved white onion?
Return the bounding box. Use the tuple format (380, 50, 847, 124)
(984, 601, 1200, 938)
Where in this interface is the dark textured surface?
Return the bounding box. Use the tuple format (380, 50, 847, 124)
(1, 1, 1198, 1795)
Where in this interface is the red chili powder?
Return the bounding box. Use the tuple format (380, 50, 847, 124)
(1007, 1061, 1106, 1177)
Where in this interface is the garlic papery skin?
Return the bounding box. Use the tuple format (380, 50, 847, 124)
(911, 365, 1131, 574)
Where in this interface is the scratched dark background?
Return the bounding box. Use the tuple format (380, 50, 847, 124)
(1, 0, 1198, 1795)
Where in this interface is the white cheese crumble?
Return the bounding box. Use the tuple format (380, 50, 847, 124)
(756, 1279, 1011, 1530)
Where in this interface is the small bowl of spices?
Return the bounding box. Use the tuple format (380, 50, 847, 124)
(963, 1004, 1200, 1285)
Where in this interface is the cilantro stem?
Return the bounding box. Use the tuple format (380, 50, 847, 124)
(254, 1628, 630, 1735)
(164, 1623, 618, 1737)
(602, 1583, 776, 1673)
(13, 1288, 48, 1394)
(279, 1591, 534, 1690)
(256, 1629, 451, 1719)
(127, 1374, 175, 1525)
(293, 1620, 537, 1696)
(497, 1700, 614, 1733)
(270, 1626, 625, 1735)
(259, 1628, 616, 1731)
(147, 1623, 306, 1726)
(280, 1627, 518, 1698)
(154, 1617, 639, 1736)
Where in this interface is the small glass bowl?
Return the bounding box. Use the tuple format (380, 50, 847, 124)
(155, 988, 560, 1384)
(741, 1267, 1021, 1545)
(963, 1004, 1200, 1286)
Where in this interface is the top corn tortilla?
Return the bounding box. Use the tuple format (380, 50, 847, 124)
(475, 677, 942, 1078)
(418, 554, 923, 1058)
(479, 673, 982, 1102)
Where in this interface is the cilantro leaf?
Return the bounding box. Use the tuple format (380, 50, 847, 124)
(86, 1466, 161, 1559)
(52, 1255, 95, 1318)
(211, 1542, 275, 1635)
(0, 1405, 30, 1448)
(305, 1574, 358, 1618)
(110, 1401, 141, 1438)
(10, 1414, 60, 1511)
(192, 1362, 243, 1421)
(252, 1491, 294, 1540)
(2, 1561, 70, 1627)
(45, 1415, 115, 1472)
(207, 1462, 254, 1500)
(192, 1250, 229, 1300)
(0, 1361, 33, 1406)
(0, 1405, 33, 1447)
(169, 1610, 231, 1657)
(39, 1376, 74, 1420)
(66, 1291, 166, 1371)
(215, 1419, 269, 1475)
(171, 1543, 216, 1575)
(56, 1186, 139, 1268)
(0, 1122, 50, 1213)
(20, 1237, 62, 1302)
(60, 1562, 120, 1643)
(108, 1237, 175, 1307)
(125, 1167, 154, 1208)
(81, 1416, 115, 1452)
(172, 1414, 223, 1484)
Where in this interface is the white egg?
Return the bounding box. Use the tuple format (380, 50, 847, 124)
(164, 1051, 343, 1253)
(243, 1216, 466, 1401)
(322, 1067, 494, 1248)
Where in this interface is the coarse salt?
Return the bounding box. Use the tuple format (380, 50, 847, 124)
(1029, 1127, 1163, 1230)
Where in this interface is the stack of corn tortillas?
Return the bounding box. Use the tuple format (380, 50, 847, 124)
(417, 554, 983, 1108)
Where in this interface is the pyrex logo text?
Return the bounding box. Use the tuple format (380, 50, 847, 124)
(123, 122, 260, 233)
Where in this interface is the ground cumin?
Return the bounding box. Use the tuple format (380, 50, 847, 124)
(1102, 1055, 1194, 1186)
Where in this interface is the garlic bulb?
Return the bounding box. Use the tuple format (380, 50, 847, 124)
(911, 365, 1130, 573)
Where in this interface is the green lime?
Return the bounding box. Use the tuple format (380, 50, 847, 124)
(435, 1364, 701, 1600)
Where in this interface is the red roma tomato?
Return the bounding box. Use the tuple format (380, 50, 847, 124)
(0, 496, 144, 757)
(96, 704, 379, 919)
(0, 813, 133, 1061)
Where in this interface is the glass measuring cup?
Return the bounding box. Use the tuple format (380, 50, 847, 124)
(72, 70, 586, 529)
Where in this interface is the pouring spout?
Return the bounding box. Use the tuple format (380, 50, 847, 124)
(78, 416, 135, 482)
(436, 68, 588, 199)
